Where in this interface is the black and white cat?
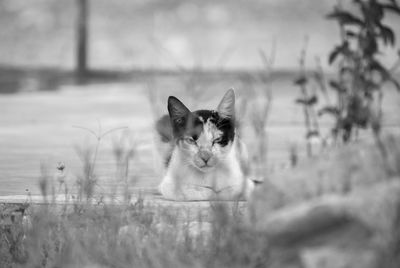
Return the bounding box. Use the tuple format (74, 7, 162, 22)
(155, 89, 254, 201)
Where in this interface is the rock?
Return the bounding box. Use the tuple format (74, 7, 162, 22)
(300, 247, 379, 268)
(250, 180, 400, 249)
(256, 196, 373, 248)
(247, 136, 400, 267)
(249, 135, 400, 217)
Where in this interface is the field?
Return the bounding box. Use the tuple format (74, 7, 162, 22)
(0, 71, 399, 199)
(2, 0, 400, 266)
(0, 70, 399, 267)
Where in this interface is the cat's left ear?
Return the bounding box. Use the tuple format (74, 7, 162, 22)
(168, 96, 191, 123)
(217, 89, 235, 119)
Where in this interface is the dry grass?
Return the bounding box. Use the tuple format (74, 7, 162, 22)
(0, 198, 271, 268)
(1, 66, 399, 267)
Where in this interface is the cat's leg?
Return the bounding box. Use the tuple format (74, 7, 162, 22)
(179, 184, 215, 201)
(214, 185, 244, 200)
(215, 180, 255, 200)
(158, 176, 184, 200)
(159, 177, 215, 201)
(243, 178, 255, 199)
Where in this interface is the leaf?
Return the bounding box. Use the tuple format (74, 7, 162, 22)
(378, 24, 395, 46)
(365, 61, 399, 92)
(390, 77, 400, 92)
(347, 96, 370, 128)
(340, 66, 353, 76)
(340, 117, 353, 143)
(362, 79, 380, 92)
(329, 80, 346, 93)
(295, 95, 318, 106)
(368, 60, 390, 79)
(345, 30, 358, 38)
(355, 113, 369, 128)
(294, 76, 307, 86)
(318, 106, 340, 117)
(306, 130, 320, 139)
(326, 10, 364, 26)
(360, 33, 378, 57)
(328, 41, 349, 65)
(366, 1, 384, 22)
(329, 47, 341, 65)
(381, 3, 400, 15)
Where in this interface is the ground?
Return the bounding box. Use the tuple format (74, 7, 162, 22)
(0, 72, 399, 198)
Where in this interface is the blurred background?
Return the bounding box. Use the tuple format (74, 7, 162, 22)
(1, 0, 399, 71)
(0, 0, 399, 197)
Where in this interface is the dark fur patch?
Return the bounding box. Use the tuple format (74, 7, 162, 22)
(155, 115, 173, 143)
(193, 110, 234, 146)
(156, 110, 235, 146)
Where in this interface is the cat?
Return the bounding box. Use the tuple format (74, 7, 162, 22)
(155, 89, 254, 201)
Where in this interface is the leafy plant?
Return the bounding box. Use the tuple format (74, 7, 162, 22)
(293, 37, 321, 157)
(73, 122, 127, 201)
(324, 0, 400, 142)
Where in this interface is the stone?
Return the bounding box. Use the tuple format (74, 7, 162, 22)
(250, 180, 400, 249)
(247, 136, 400, 267)
(300, 247, 379, 268)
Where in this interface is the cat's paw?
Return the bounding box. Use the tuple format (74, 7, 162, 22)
(159, 181, 215, 201)
(158, 181, 183, 200)
(213, 181, 255, 200)
(180, 185, 215, 201)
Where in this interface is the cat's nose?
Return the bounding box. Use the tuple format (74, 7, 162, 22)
(199, 150, 212, 163)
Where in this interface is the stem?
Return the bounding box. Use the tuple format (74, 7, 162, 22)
(315, 56, 331, 105)
(299, 36, 312, 157)
(90, 138, 100, 178)
(125, 157, 129, 184)
(301, 86, 313, 157)
(373, 131, 394, 177)
(100, 126, 128, 139)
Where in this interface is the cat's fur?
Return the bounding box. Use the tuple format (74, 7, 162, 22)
(156, 89, 254, 201)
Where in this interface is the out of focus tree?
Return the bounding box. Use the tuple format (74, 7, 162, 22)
(76, 0, 89, 77)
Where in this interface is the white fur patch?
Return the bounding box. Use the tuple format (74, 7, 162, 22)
(196, 118, 222, 148)
(158, 137, 253, 201)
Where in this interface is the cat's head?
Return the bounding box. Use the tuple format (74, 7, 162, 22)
(168, 89, 236, 172)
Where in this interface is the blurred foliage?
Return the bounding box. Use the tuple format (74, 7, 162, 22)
(326, 0, 400, 142)
(295, 0, 400, 146)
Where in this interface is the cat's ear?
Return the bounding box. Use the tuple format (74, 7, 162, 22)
(167, 96, 191, 123)
(217, 89, 235, 119)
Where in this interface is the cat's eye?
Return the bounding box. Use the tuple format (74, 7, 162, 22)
(184, 137, 197, 145)
(212, 137, 222, 145)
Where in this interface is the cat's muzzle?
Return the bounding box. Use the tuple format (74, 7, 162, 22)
(194, 150, 217, 170)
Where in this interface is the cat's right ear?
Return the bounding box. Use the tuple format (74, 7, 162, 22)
(167, 96, 191, 124)
(217, 88, 235, 119)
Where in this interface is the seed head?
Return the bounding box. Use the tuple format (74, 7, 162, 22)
(56, 161, 65, 171)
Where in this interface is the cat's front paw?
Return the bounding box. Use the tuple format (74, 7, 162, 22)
(158, 181, 185, 201)
(180, 185, 215, 201)
(159, 181, 215, 201)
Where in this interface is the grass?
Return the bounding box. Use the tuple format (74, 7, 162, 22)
(0, 198, 271, 267)
(1, 113, 400, 268)
(0, 92, 270, 268)
(0, 64, 399, 267)
(0, 62, 279, 267)
(1, 1, 400, 266)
